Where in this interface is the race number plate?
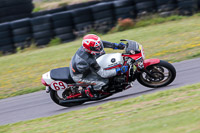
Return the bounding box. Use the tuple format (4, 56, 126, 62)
(50, 81, 68, 91)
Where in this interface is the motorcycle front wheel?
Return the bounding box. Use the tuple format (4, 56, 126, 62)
(137, 60, 176, 88)
(50, 89, 84, 107)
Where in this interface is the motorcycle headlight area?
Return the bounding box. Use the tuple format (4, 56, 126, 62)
(134, 57, 143, 65)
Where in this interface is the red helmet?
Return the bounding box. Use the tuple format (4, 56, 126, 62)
(82, 34, 104, 55)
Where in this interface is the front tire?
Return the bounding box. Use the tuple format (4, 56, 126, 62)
(137, 60, 176, 88)
(50, 89, 84, 107)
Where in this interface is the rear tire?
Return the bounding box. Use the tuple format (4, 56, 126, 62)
(137, 60, 176, 88)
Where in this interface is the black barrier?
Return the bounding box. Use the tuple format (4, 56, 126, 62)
(0, 0, 200, 54)
(0, 0, 33, 24)
(52, 11, 75, 42)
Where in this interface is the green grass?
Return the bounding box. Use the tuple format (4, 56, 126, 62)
(1, 83, 200, 133)
(109, 15, 186, 33)
(135, 15, 186, 28)
(0, 15, 200, 99)
(33, 0, 92, 11)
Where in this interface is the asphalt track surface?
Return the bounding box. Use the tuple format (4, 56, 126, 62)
(1, 58, 200, 125)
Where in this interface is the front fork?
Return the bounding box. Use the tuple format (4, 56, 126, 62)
(137, 59, 161, 78)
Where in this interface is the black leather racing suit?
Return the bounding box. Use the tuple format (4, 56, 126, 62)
(69, 41, 118, 90)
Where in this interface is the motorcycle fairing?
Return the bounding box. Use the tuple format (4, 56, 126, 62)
(104, 64, 122, 70)
(122, 53, 142, 61)
(143, 59, 160, 69)
(42, 71, 54, 86)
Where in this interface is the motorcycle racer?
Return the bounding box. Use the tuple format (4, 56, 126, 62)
(42, 37, 176, 107)
(69, 34, 128, 99)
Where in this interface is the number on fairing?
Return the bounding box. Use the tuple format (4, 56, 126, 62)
(51, 81, 68, 91)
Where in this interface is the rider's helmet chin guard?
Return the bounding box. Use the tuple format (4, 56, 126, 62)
(82, 34, 104, 55)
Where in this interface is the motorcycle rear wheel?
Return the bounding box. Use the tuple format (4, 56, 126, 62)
(50, 89, 84, 107)
(137, 60, 176, 88)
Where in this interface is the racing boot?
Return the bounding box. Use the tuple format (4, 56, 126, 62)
(84, 86, 99, 99)
(81, 88, 88, 98)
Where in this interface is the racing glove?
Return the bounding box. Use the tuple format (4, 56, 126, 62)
(116, 66, 128, 73)
(113, 42, 126, 50)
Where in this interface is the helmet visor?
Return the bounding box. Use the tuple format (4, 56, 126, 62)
(90, 41, 104, 53)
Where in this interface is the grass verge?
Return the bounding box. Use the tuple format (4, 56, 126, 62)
(0, 15, 200, 99)
(1, 83, 200, 132)
(33, 0, 94, 11)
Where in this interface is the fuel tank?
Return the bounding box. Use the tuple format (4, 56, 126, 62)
(96, 53, 124, 69)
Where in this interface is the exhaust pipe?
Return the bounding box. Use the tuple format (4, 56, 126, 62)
(59, 98, 90, 104)
(59, 94, 113, 104)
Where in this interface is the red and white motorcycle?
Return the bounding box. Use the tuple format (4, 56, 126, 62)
(41, 39, 176, 107)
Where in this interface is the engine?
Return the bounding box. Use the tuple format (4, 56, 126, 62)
(96, 53, 124, 69)
(113, 75, 126, 83)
